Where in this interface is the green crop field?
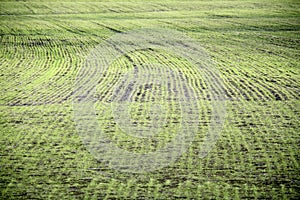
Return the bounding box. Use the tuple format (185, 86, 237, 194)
(0, 0, 299, 199)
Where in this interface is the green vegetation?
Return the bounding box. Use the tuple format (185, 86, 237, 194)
(0, 0, 299, 199)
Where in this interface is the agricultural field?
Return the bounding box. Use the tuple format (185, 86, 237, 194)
(0, 0, 299, 199)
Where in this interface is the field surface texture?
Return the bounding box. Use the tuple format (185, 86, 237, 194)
(0, 0, 299, 199)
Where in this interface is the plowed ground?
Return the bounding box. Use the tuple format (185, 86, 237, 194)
(0, 0, 299, 199)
